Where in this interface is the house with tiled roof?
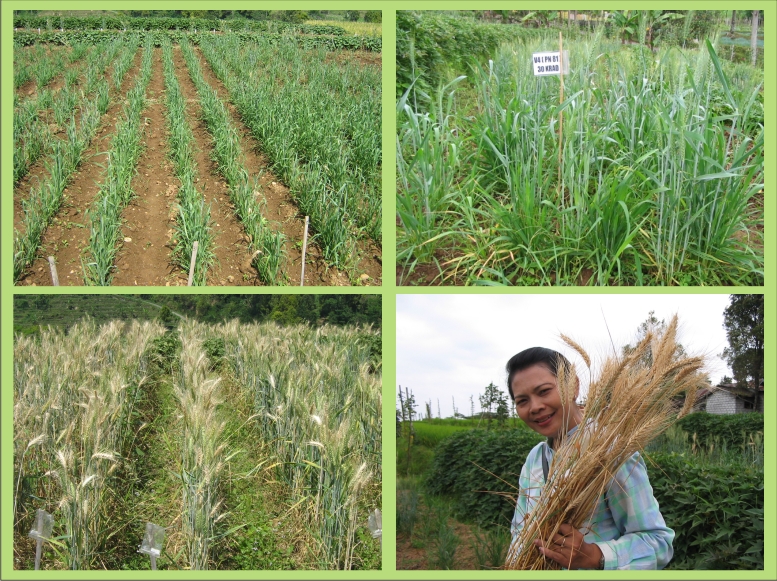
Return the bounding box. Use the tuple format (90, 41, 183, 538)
(693, 381, 764, 414)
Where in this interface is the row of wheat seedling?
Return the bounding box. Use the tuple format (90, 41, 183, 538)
(218, 321, 381, 568)
(13, 42, 107, 184)
(398, 35, 764, 285)
(201, 36, 382, 268)
(13, 40, 140, 282)
(160, 42, 214, 285)
(84, 39, 154, 285)
(14, 319, 164, 569)
(14, 43, 89, 91)
(180, 40, 285, 285)
(172, 322, 235, 569)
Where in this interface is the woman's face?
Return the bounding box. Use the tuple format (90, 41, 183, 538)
(511, 363, 579, 440)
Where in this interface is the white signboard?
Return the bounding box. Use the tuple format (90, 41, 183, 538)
(532, 50, 570, 76)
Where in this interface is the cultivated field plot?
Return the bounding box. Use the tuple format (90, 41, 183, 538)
(13, 19, 382, 286)
(397, 14, 764, 286)
(13, 318, 381, 570)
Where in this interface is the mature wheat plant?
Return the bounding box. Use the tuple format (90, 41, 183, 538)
(172, 321, 235, 570)
(14, 318, 163, 569)
(218, 320, 381, 569)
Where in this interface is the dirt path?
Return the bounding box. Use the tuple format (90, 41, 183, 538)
(20, 48, 143, 287)
(112, 48, 180, 286)
(192, 47, 352, 286)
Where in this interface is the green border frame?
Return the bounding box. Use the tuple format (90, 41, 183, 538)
(2, 1, 775, 579)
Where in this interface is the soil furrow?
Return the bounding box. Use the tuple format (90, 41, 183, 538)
(191, 46, 351, 286)
(112, 48, 180, 286)
(20, 47, 144, 287)
(170, 46, 255, 286)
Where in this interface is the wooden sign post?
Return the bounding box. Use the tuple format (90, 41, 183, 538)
(531, 38, 569, 203)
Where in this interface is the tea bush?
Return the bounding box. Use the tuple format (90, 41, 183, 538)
(425, 429, 543, 527)
(647, 452, 764, 569)
(677, 412, 763, 449)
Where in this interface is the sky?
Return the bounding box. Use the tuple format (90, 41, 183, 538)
(396, 293, 736, 418)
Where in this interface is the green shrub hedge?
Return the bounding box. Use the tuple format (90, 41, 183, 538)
(424, 428, 543, 527)
(646, 452, 763, 570)
(396, 11, 531, 97)
(677, 412, 763, 449)
(13, 30, 381, 52)
(422, 428, 763, 569)
(13, 15, 346, 35)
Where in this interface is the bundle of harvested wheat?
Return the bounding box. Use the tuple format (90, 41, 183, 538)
(505, 315, 706, 570)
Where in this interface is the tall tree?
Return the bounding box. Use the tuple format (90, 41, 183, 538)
(623, 310, 686, 365)
(751, 10, 760, 66)
(479, 382, 508, 428)
(721, 294, 764, 409)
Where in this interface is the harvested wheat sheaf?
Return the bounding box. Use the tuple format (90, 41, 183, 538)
(505, 316, 706, 570)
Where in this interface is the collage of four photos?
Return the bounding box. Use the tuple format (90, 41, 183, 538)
(3, 4, 773, 578)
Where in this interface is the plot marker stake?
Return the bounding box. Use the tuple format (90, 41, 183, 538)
(187, 241, 199, 286)
(300, 216, 309, 286)
(28, 509, 53, 570)
(48, 257, 59, 286)
(138, 522, 165, 570)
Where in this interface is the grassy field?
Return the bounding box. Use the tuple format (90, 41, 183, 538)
(309, 19, 381, 37)
(397, 19, 764, 286)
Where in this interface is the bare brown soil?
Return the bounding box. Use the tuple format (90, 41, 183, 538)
(396, 245, 466, 286)
(19, 48, 144, 287)
(112, 48, 181, 286)
(326, 49, 381, 68)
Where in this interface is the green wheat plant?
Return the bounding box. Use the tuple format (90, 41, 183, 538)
(397, 30, 764, 286)
(84, 37, 153, 286)
(13, 39, 138, 282)
(180, 39, 286, 285)
(160, 41, 214, 285)
(198, 35, 381, 270)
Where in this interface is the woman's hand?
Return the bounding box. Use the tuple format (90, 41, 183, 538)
(533, 523, 604, 570)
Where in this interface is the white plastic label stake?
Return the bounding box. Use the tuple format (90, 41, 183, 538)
(28, 509, 53, 570)
(138, 522, 165, 570)
(532, 50, 570, 76)
(368, 508, 382, 543)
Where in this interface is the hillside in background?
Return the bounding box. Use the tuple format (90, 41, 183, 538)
(13, 294, 381, 333)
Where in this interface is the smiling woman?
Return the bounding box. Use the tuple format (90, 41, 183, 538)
(505, 346, 674, 570)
